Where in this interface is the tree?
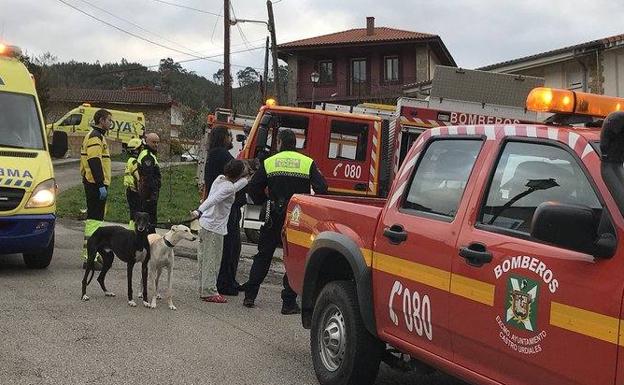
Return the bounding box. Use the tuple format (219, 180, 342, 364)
(213, 69, 224, 85)
(159, 57, 184, 74)
(236, 66, 259, 87)
(19, 52, 57, 115)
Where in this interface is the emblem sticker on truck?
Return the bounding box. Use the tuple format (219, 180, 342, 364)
(506, 276, 538, 332)
(493, 256, 558, 355)
(290, 205, 301, 227)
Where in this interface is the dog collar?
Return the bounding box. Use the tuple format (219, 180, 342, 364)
(164, 237, 174, 248)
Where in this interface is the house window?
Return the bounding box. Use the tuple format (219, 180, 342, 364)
(351, 59, 367, 84)
(384, 56, 399, 82)
(319, 60, 334, 83)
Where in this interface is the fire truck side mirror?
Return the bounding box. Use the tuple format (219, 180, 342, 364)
(531, 202, 614, 258)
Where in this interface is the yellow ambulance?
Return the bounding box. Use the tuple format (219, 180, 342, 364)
(0, 44, 56, 268)
(47, 104, 145, 147)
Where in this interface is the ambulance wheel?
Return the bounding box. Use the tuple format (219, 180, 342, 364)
(23, 232, 54, 269)
(244, 228, 260, 244)
(311, 281, 383, 385)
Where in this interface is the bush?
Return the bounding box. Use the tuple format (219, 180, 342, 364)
(169, 139, 184, 155)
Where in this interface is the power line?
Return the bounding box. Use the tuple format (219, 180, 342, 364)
(75, 0, 206, 57)
(93, 45, 265, 77)
(146, 0, 222, 17)
(230, 1, 252, 50)
(57, 0, 207, 60)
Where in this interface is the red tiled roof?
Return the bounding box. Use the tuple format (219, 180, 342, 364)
(49, 87, 172, 105)
(279, 27, 436, 49)
(478, 33, 624, 71)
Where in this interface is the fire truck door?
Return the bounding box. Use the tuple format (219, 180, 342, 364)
(451, 140, 621, 385)
(322, 118, 378, 196)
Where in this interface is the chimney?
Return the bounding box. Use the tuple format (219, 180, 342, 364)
(366, 17, 375, 36)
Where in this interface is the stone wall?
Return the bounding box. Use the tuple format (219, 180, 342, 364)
(416, 47, 430, 83)
(64, 132, 124, 158)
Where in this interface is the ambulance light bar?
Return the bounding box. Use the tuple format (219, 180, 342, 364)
(526, 87, 624, 118)
(0, 44, 22, 57)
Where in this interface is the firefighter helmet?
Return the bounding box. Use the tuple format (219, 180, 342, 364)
(127, 138, 142, 150)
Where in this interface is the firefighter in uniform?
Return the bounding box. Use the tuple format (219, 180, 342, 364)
(123, 138, 143, 230)
(242, 129, 328, 314)
(137, 132, 161, 234)
(80, 109, 112, 268)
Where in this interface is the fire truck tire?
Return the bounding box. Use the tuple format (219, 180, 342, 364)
(23, 232, 54, 269)
(244, 228, 260, 244)
(311, 280, 383, 385)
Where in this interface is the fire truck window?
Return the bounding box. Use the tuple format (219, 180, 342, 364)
(480, 142, 602, 235)
(60, 114, 82, 126)
(266, 114, 308, 150)
(403, 139, 482, 219)
(328, 120, 368, 161)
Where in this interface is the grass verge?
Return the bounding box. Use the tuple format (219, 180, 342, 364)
(57, 164, 200, 226)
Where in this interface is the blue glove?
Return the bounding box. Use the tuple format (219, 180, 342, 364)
(98, 186, 108, 200)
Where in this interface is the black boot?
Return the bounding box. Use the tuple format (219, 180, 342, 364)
(281, 302, 301, 315)
(243, 297, 255, 308)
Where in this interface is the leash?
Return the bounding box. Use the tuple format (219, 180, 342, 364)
(154, 215, 195, 228)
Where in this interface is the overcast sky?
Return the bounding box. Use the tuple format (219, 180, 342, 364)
(3, 0, 624, 80)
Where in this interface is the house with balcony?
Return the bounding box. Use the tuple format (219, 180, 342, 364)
(278, 17, 456, 107)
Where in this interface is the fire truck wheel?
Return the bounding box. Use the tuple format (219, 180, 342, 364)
(311, 280, 383, 385)
(23, 232, 54, 269)
(244, 228, 260, 244)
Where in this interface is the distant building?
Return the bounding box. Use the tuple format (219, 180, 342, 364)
(47, 86, 182, 157)
(278, 17, 456, 107)
(479, 33, 624, 97)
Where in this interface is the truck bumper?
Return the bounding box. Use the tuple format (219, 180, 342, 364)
(0, 214, 55, 254)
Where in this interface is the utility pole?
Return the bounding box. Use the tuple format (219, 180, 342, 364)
(266, 0, 281, 102)
(263, 36, 269, 100)
(224, 0, 232, 109)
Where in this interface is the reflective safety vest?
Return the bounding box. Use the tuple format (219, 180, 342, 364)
(124, 157, 139, 191)
(137, 148, 159, 166)
(80, 128, 111, 186)
(263, 150, 313, 178)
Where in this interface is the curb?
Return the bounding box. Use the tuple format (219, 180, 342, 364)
(52, 158, 80, 167)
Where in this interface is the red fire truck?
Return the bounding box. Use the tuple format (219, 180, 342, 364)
(282, 87, 624, 385)
(200, 68, 543, 241)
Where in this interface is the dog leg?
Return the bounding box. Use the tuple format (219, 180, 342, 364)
(81, 245, 97, 301)
(167, 266, 176, 311)
(155, 269, 162, 300)
(142, 262, 151, 308)
(126, 262, 137, 307)
(81, 266, 91, 301)
(97, 250, 115, 297)
(149, 269, 158, 309)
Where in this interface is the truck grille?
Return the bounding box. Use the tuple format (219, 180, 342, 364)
(0, 187, 25, 211)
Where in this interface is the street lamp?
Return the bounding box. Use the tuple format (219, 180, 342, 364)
(229, 18, 271, 30)
(310, 71, 320, 108)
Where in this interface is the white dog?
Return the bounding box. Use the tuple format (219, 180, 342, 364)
(142, 225, 197, 310)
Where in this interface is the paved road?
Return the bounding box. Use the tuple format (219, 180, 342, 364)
(0, 161, 467, 384)
(0, 218, 466, 385)
(53, 160, 126, 193)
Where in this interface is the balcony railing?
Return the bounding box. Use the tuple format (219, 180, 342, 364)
(296, 77, 419, 103)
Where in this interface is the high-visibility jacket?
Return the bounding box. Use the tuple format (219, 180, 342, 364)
(137, 148, 161, 201)
(248, 150, 328, 206)
(80, 127, 111, 186)
(124, 156, 139, 191)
